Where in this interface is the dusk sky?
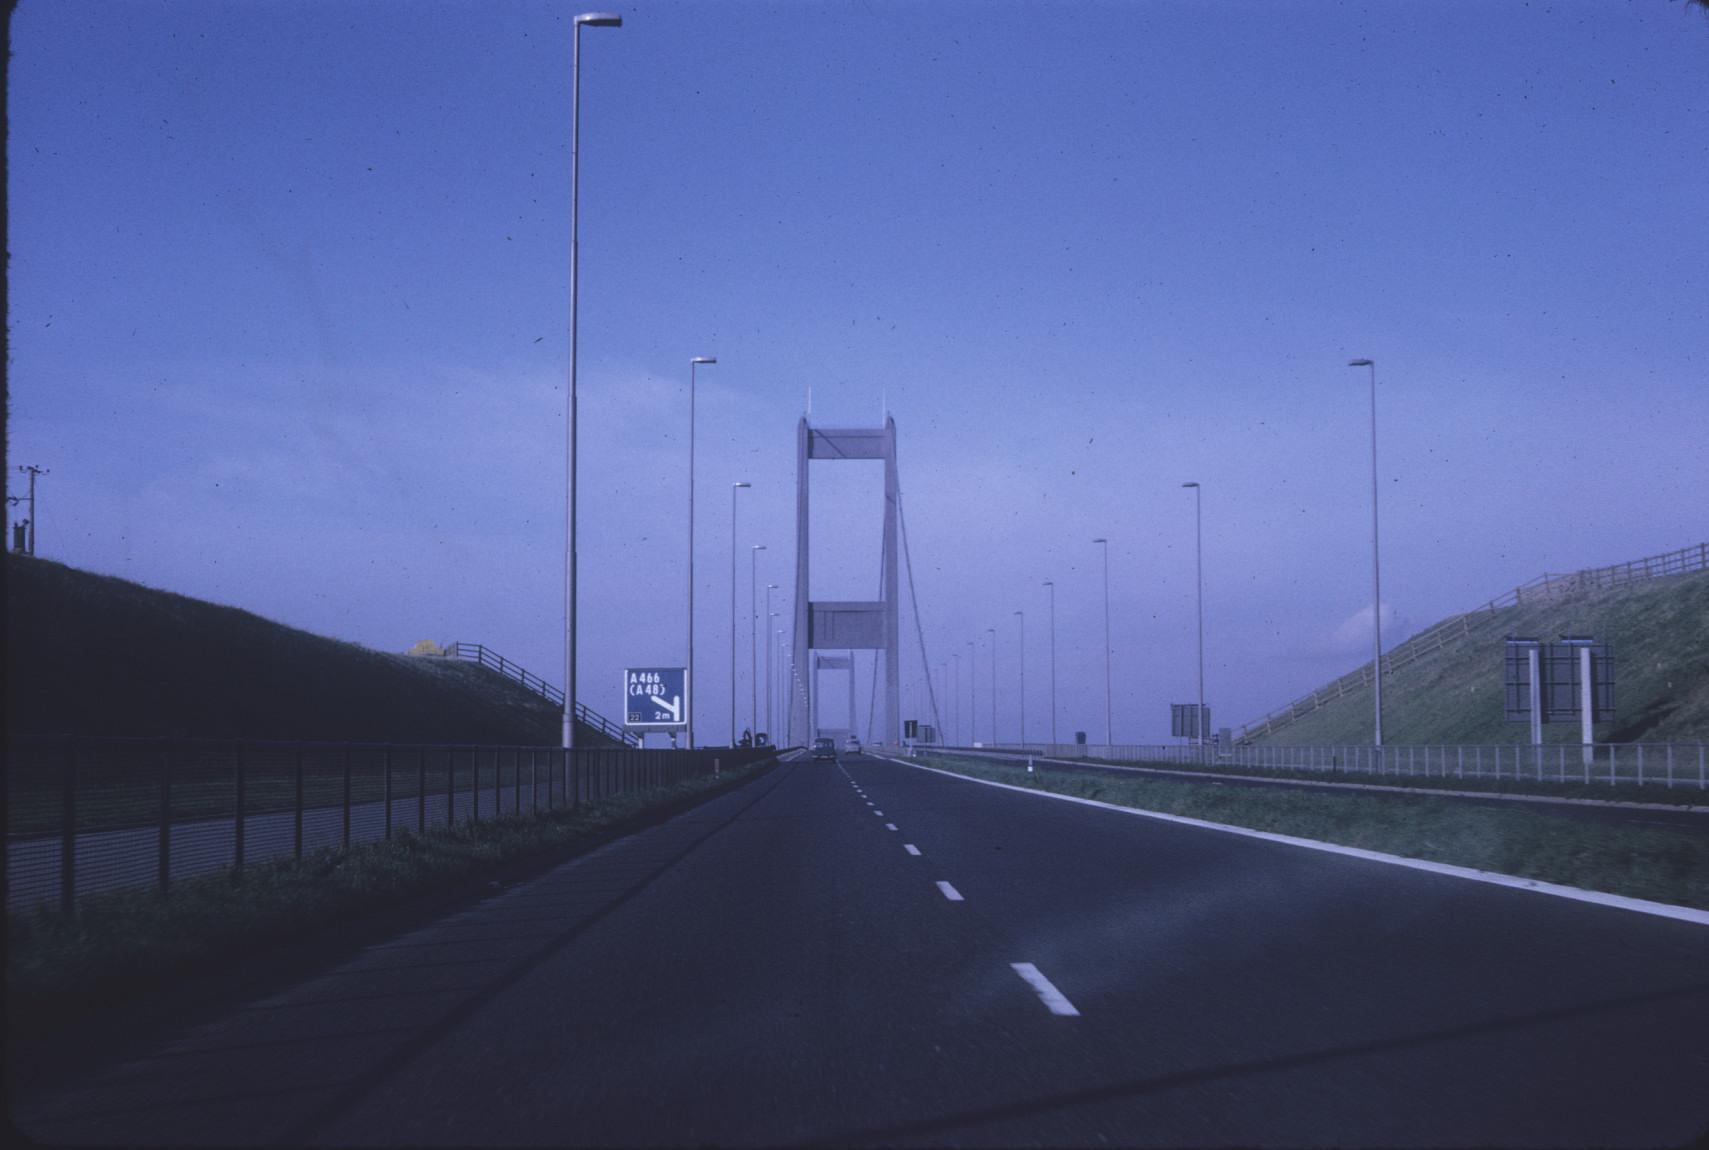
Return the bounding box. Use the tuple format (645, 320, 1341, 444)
(8, 0, 1707, 746)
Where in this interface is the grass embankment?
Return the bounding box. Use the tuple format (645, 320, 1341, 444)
(3, 553, 618, 744)
(1069, 752, 1709, 807)
(1255, 567, 1709, 746)
(7, 758, 775, 1035)
(913, 754, 1709, 911)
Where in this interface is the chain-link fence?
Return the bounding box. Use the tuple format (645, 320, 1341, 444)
(5, 737, 775, 915)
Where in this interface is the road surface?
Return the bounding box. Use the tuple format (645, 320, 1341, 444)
(12, 751, 1708, 1146)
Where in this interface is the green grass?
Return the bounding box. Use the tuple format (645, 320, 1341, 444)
(914, 754, 1709, 911)
(6, 758, 774, 1033)
(1251, 568, 1709, 746)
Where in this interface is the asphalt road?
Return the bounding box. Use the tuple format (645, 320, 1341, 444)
(12, 751, 1709, 1147)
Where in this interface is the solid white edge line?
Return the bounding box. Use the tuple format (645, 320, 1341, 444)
(936, 881, 964, 902)
(904, 844, 921, 856)
(871, 753, 1709, 927)
(1011, 962, 1081, 1017)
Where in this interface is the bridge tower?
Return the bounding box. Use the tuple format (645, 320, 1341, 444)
(789, 417, 901, 745)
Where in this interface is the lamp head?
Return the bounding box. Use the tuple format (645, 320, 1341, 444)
(1182, 481, 1199, 489)
(1092, 537, 1107, 544)
(733, 481, 750, 489)
(753, 544, 766, 551)
(575, 12, 623, 26)
(692, 356, 716, 365)
(1348, 358, 1373, 367)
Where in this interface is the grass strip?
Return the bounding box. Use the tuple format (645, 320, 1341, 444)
(6, 759, 774, 1033)
(914, 755, 1709, 911)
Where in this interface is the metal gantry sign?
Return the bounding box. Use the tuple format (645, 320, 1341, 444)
(624, 667, 688, 729)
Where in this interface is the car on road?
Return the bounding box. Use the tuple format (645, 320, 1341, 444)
(811, 737, 837, 761)
(845, 735, 861, 754)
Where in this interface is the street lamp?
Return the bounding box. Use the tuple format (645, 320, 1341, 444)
(1093, 538, 1112, 746)
(750, 545, 767, 739)
(1042, 580, 1057, 746)
(1182, 483, 1205, 749)
(967, 640, 977, 745)
(1014, 609, 1026, 748)
(563, 9, 622, 751)
(730, 481, 750, 745)
(686, 356, 715, 746)
(950, 652, 960, 746)
(986, 627, 997, 745)
(766, 605, 779, 739)
(1348, 358, 1384, 749)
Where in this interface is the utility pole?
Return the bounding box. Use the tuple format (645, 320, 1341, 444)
(16, 466, 48, 556)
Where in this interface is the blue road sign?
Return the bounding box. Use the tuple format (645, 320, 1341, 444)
(624, 667, 688, 728)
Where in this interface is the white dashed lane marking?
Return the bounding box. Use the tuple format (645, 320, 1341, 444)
(904, 844, 921, 856)
(885, 823, 897, 831)
(936, 881, 964, 902)
(1011, 962, 1081, 1016)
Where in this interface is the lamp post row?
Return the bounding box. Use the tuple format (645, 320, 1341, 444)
(569, 22, 1376, 752)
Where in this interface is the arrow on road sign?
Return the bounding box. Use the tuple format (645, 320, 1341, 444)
(649, 694, 681, 723)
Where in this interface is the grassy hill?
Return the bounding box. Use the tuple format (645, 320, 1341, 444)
(1251, 568, 1709, 746)
(4, 554, 616, 745)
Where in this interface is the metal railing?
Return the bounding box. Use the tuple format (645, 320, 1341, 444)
(4, 736, 776, 915)
(441, 641, 637, 747)
(1235, 541, 1708, 742)
(972, 741, 1709, 792)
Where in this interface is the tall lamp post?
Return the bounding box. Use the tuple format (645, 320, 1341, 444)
(950, 652, 960, 745)
(750, 544, 766, 738)
(730, 481, 750, 745)
(967, 640, 977, 744)
(562, 9, 622, 751)
(1093, 537, 1112, 746)
(1182, 483, 1205, 748)
(1014, 609, 1026, 748)
(986, 627, 997, 745)
(766, 607, 779, 738)
(1348, 358, 1384, 749)
(1042, 580, 1057, 746)
(686, 356, 715, 746)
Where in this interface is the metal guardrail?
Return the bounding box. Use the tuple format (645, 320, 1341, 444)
(4, 736, 776, 915)
(974, 741, 1709, 792)
(441, 642, 637, 747)
(1235, 541, 1708, 742)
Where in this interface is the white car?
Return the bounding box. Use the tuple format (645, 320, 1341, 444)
(845, 735, 861, 753)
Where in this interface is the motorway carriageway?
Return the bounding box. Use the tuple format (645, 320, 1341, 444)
(12, 751, 1709, 1147)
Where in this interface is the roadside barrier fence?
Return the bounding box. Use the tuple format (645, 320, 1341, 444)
(5, 737, 777, 915)
(966, 741, 1709, 792)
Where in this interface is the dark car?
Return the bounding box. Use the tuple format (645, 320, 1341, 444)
(811, 737, 837, 761)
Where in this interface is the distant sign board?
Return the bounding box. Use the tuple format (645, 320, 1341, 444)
(624, 667, 688, 728)
(1503, 642, 1613, 724)
(1170, 704, 1211, 739)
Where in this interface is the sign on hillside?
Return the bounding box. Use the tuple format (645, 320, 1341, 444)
(1170, 703, 1211, 739)
(1503, 641, 1613, 724)
(623, 667, 688, 729)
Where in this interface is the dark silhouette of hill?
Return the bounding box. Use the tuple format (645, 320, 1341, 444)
(4, 554, 615, 745)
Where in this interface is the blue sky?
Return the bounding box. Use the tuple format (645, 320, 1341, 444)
(8, 0, 1707, 745)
